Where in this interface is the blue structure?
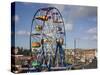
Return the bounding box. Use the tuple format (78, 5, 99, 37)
(54, 39, 65, 67)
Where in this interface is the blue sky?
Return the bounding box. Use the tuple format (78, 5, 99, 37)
(13, 2, 97, 49)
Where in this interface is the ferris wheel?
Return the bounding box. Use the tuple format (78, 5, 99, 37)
(30, 7, 66, 70)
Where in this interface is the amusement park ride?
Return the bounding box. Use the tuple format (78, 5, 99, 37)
(29, 7, 69, 71)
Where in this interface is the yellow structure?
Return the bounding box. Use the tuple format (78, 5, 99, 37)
(36, 16, 48, 21)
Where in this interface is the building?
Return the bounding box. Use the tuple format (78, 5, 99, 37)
(65, 49, 97, 64)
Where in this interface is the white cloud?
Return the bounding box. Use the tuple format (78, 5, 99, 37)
(92, 35, 97, 40)
(63, 17, 73, 31)
(82, 27, 97, 40)
(82, 35, 97, 40)
(65, 23, 73, 31)
(87, 27, 97, 34)
(15, 15, 19, 22)
(48, 4, 65, 12)
(23, 2, 33, 6)
(16, 30, 30, 36)
(67, 6, 97, 21)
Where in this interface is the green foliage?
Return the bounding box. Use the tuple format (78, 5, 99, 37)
(17, 47, 31, 56)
